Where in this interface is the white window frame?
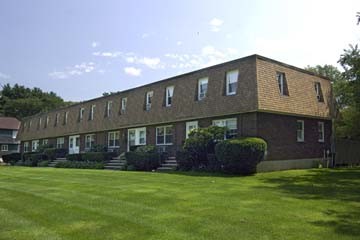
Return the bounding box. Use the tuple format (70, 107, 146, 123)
(156, 125, 173, 145)
(121, 98, 127, 112)
(108, 131, 120, 148)
(198, 77, 208, 100)
(186, 121, 198, 138)
(79, 107, 85, 120)
(43, 139, 49, 146)
(146, 91, 153, 111)
(315, 82, 322, 101)
(226, 70, 239, 96)
(56, 137, 65, 149)
(318, 122, 324, 142)
(55, 113, 59, 126)
(64, 112, 68, 125)
(166, 86, 174, 107)
(85, 134, 95, 150)
(45, 116, 49, 128)
(1, 145, 8, 152)
(107, 101, 112, 117)
(212, 118, 238, 139)
(127, 127, 146, 150)
(32, 140, 39, 152)
(24, 142, 29, 153)
(38, 118, 42, 129)
(297, 120, 305, 142)
(277, 72, 285, 95)
(90, 105, 95, 120)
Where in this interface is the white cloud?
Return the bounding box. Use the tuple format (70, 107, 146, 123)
(49, 62, 96, 79)
(124, 67, 142, 77)
(0, 72, 10, 79)
(92, 51, 122, 58)
(91, 41, 100, 48)
(138, 57, 161, 69)
(176, 41, 183, 46)
(141, 33, 149, 39)
(209, 18, 224, 32)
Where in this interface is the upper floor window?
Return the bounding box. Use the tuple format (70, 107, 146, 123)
(297, 120, 304, 142)
(37, 118, 41, 130)
(55, 113, 59, 127)
(166, 86, 174, 107)
(276, 72, 289, 96)
(105, 101, 113, 117)
(63, 112, 68, 125)
(43, 139, 49, 146)
(45, 116, 49, 128)
(28, 120, 32, 131)
(146, 91, 153, 111)
(213, 118, 238, 139)
(121, 98, 127, 113)
(79, 107, 85, 121)
(90, 105, 95, 120)
(226, 70, 238, 95)
(314, 82, 324, 102)
(156, 125, 173, 145)
(198, 77, 208, 101)
(1, 144, 8, 152)
(318, 122, 324, 142)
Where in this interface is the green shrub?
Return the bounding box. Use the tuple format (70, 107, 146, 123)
(55, 148, 67, 158)
(2, 153, 22, 165)
(22, 152, 48, 167)
(55, 161, 104, 169)
(135, 145, 157, 153)
(215, 137, 267, 175)
(183, 126, 226, 169)
(90, 144, 108, 152)
(66, 154, 82, 161)
(176, 150, 192, 171)
(38, 160, 49, 167)
(43, 148, 56, 160)
(125, 151, 160, 171)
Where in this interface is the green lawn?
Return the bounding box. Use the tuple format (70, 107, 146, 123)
(0, 167, 359, 240)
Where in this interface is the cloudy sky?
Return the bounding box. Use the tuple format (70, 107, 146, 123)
(0, 0, 359, 101)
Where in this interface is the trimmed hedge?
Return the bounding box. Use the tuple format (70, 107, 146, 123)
(215, 137, 267, 175)
(55, 161, 104, 169)
(66, 153, 82, 161)
(66, 152, 117, 162)
(2, 153, 22, 165)
(22, 152, 48, 167)
(125, 145, 161, 171)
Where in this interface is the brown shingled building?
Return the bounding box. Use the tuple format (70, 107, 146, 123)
(17, 54, 333, 171)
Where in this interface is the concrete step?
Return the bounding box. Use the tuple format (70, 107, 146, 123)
(157, 167, 175, 171)
(106, 162, 126, 166)
(168, 156, 176, 160)
(108, 160, 126, 163)
(164, 160, 177, 164)
(56, 158, 67, 160)
(104, 165, 124, 170)
(161, 163, 178, 167)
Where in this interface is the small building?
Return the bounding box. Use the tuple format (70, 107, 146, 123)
(0, 117, 20, 160)
(17, 54, 333, 171)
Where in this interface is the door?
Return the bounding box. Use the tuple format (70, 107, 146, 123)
(69, 135, 80, 154)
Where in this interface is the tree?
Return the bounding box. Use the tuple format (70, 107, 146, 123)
(0, 83, 70, 120)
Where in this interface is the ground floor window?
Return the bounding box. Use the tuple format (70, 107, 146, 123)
(24, 142, 29, 152)
(1, 145, 8, 152)
(212, 118, 237, 139)
(42, 139, 49, 146)
(128, 127, 146, 150)
(318, 122, 324, 142)
(156, 125, 173, 145)
(186, 121, 198, 138)
(56, 137, 65, 149)
(32, 140, 39, 152)
(108, 131, 120, 148)
(297, 120, 304, 142)
(85, 134, 95, 150)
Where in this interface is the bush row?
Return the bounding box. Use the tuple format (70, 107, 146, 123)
(65, 152, 117, 162)
(125, 145, 161, 171)
(55, 161, 104, 169)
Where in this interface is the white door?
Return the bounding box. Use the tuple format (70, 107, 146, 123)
(69, 135, 80, 154)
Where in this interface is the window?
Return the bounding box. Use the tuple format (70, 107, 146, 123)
(156, 125, 173, 145)
(166, 86, 174, 107)
(24, 142, 29, 152)
(213, 118, 238, 139)
(106, 101, 112, 117)
(63, 112, 68, 125)
(45, 116, 49, 128)
(198, 77, 208, 100)
(28, 120, 32, 131)
(146, 91, 153, 111)
(108, 131, 120, 148)
(276, 72, 289, 96)
(43, 139, 48, 146)
(314, 82, 324, 102)
(297, 120, 304, 142)
(37, 118, 41, 130)
(186, 121, 198, 138)
(226, 70, 239, 95)
(85, 134, 95, 150)
(128, 127, 146, 150)
(32, 140, 39, 152)
(318, 122, 324, 142)
(121, 98, 127, 113)
(55, 113, 59, 126)
(22, 123, 26, 132)
(1, 145, 8, 151)
(56, 137, 65, 149)
(90, 105, 95, 120)
(79, 108, 85, 121)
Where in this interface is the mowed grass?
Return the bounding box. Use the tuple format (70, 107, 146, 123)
(0, 167, 359, 240)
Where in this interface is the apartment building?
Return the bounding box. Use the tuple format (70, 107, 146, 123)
(0, 117, 20, 160)
(17, 54, 333, 171)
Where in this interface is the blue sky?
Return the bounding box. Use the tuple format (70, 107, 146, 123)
(0, 0, 359, 101)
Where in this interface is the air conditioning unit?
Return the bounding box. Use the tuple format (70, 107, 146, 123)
(146, 103, 151, 111)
